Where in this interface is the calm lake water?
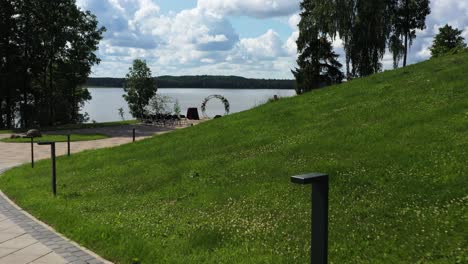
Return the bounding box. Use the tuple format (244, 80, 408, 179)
(82, 88, 296, 122)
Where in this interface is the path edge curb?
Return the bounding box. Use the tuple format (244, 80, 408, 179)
(0, 168, 113, 264)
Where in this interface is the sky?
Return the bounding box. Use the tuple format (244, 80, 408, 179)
(76, 0, 468, 79)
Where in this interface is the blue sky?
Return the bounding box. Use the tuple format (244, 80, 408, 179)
(76, 0, 468, 79)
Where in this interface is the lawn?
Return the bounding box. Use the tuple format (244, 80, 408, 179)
(0, 129, 13, 134)
(1, 134, 108, 143)
(0, 120, 138, 134)
(48, 120, 138, 131)
(0, 52, 467, 263)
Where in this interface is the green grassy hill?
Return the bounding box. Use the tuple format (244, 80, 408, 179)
(1, 52, 467, 263)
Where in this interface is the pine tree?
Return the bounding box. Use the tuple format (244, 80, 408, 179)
(293, 0, 343, 94)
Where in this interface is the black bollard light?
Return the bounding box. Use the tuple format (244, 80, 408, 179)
(30, 137, 34, 168)
(133, 128, 136, 142)
(67, 134, 70, 157)
(291, 173, 329, 264)
(37, 142, 57, 196)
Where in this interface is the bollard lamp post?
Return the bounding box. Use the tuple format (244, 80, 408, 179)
(29, 137, 34, 168)
(67, 134, 71, 157)
(291, 173, 329, 264)
(37, 142, 57, 196)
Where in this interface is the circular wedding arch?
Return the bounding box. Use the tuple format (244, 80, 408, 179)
(201, 94, 230, 117)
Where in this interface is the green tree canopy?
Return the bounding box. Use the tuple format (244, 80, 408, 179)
(0, 0, 104, 128)
(296, 0, 430, 77)
(123, 59, 157, 119)
(430, 24, 466, 58)
(390, 0, 431, 67)
(308, 0, 393, 77)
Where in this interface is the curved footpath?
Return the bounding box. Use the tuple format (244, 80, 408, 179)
(0, 125, 174, 264)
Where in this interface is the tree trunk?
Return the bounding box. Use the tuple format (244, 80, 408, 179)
(72, 85, 76, 123)
(403, 0, 409, 67)
(49, 61, 54, 126)
(0, 73, 10, 128)
(403, 32, 408, 67)
(6, 88, 12, 128)
(0, 108, 3, 129)
(22, 67, 29, 128)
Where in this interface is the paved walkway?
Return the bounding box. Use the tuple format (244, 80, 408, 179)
(0, 125, 173, 170)
(0, 124, 178, 263)
(0, 193, 109, 264)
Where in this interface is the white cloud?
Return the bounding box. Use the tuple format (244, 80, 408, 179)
(77, 0, 467, 78)
(288, 13, 300, 30)
(77, 0, 299, 78)
(285, 32, 298, 56)
(169, 8, 239, 51)
(238, 29, 286, 59)
(197, 0, 300, 18)
(133, 0, 160, 22)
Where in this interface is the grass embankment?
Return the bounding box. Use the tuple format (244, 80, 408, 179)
(1, 134, 108, 143)
(1, 53, 467, 263)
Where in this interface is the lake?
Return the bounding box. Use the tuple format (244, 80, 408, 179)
(82, 88, 296, 122)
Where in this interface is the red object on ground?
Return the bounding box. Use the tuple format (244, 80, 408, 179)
(186, 107, 200, 120)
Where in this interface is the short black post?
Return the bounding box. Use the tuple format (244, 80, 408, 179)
(291, 173, 329, 264)
(132, 128, 136, 142)
(37, 142, 57, 196)
(67, 134, 70, 156)
(30, 137, 34, 168)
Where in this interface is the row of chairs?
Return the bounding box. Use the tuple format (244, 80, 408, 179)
(143, 114, 187, 127)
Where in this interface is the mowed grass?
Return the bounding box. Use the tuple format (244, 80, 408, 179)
(0, 120, 137, 134)
(0, 129, 13, 134)
(1, 134, 108, 143)
(48, 120, 138, 131)
(1, 53, 467, 263)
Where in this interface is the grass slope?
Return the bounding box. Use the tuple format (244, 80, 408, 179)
(1, 134, 108, 143)
(1, 53, 467, 263)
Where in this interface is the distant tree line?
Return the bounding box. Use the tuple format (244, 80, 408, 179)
(294, 0, 431, 94)
(87, 75, 295, 90)
(0, 0, 104, 129)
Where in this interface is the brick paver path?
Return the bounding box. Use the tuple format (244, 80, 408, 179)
(0, 124, 177, 263)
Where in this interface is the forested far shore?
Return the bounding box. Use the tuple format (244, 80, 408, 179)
(86, 76, 295, 89)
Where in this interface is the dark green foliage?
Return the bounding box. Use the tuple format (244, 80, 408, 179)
(86, 76, 295, 89)
(389, 34, 405, 69)
(123, 59, 157, 119)
(293, 0, 343, 94)
(1, 52, 467, 263)
(0, 0, 104, 128)
(306, 0, 393, 77)
(300, 0, 430, 76)
(347, 0, 392, 76)
(430, 24, 467, 57)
